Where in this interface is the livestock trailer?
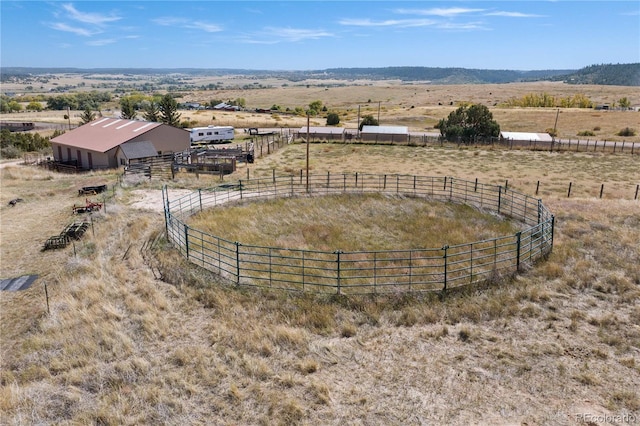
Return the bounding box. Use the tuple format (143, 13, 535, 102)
(190, 126, 234, 144)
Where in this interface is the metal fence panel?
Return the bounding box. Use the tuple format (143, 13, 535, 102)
(163, 175, 554, 295)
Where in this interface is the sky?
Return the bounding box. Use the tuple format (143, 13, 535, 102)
(1, 1, 639, 71)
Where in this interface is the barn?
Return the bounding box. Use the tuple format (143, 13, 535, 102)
(360, 125, 408, 143)
(50, 118, 190, 170)
(298, 126, 346, 142)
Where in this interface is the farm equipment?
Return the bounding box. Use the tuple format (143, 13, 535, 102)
(73, 198, 103, 214)
(43, 221, 89, 251)
(78, 184, 107, 196)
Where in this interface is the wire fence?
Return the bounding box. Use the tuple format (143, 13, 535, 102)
(163, 174, 555, 295)
(291, 130, 639, 155)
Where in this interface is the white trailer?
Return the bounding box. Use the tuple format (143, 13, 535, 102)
(190, 126, 234, 144)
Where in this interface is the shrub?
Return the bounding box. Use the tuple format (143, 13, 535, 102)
(617, 127, 637, 137)
(577, 130, 595, 137)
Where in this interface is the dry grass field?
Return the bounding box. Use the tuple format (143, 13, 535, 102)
(4, 79, 640, 141)
(1, 81, 639, 425)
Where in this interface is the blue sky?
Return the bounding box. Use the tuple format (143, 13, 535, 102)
(1, 1, 639, 70)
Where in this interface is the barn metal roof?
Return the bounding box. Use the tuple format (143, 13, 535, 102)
(51, 118, 163, 153)
(500, 132, 553, 142)
(299, 126, 345, 134)
(361, 125, 408, 134)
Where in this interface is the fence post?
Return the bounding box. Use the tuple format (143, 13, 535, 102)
(235, 242, 241, 286)
(198, 188, 203, 212)
(335, 250, 342, 295)
(635, 184, 639, 200)
(550, 215, 555, 253)
(567, 182, 572, 198)
(474, 177, 478, 192)
(163, 186, 169, 239)
(184, 224, 189, 260)
(383, 174, 387, 190)
(599, 184, 604, 199)
(516, 232, 521, 272)
(442, 245, 449, 293)
(498, 186, 502, 214)
(537, 199, 542, 224)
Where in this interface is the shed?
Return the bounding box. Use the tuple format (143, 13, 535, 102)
(116, 140, 160, 166)
(298, 126, 345, 142)
(50, 118, 189, 170)
(500, 132, 553, 142)
(360, 125, 408, 143)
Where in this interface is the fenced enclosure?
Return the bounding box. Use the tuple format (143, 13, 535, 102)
(163, 174, 555, 295)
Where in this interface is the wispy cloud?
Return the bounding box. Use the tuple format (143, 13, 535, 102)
(339, 18, 436, 28)
(62, 3, 121, 26)
(152, 17, 223, 32)
(236, 26, 335, 44)
(485, 11, 545, 18)
(262, 27, 334, 42)
(86, 39, 117, 46)
(394, 7, 484, 17)
(49, 22, 98, 37)
(50, 3, 121, 39)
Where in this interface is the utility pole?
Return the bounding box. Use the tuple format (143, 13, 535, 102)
(306, 112, 310, 192)
(357, 105, 361, 139)
(552, 108, 560, 151)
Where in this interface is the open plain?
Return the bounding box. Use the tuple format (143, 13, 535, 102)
(1, 79, 639, 425)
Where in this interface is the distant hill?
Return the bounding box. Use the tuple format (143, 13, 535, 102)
(1, 63, 638, 86)
(318, 67, 575, 84)
(552, 63, 640, 86)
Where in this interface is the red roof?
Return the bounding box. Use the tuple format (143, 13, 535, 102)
(51, 118, 163, 153)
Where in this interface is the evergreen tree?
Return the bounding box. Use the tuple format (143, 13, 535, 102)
(326, 112, 340, 126)
(437, 104, 500, 143)
(359, 115, 378, 131)
(79, 107, 96, 124)
(120, 97, 137, 120)
(142, 101, 161, 122)
(159, 94, 181, 126)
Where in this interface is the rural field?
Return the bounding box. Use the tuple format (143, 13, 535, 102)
(4, 78, 640, 142)
(1, 81, 640, 425)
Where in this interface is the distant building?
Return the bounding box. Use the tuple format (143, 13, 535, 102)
(360, 125, 408, 143)
(500, 132, 553, 143)
(50, 117, 189, 170)
(298, 126, 345, 142)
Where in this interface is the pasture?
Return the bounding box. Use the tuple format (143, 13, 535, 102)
(5, 79, 640, 141)
(1, 138, 639, 424)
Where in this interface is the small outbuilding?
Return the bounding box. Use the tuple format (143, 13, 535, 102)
(500, 132, 554, 148)
(298, 126, 345, 142)
(360, 125, 408, 143)
(50, 118, 190, 170)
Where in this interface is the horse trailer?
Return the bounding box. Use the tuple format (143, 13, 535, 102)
(190, 126, 234, 144)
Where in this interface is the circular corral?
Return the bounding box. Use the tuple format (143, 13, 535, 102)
(164, 174, 554, 295)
